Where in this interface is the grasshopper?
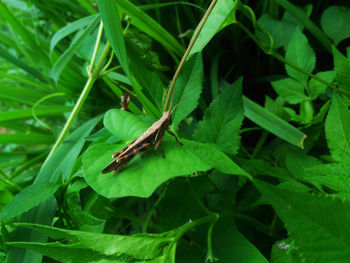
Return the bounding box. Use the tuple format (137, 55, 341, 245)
(101, 103, 183, 174)
(102, 0, 217, 174)
(120, 93, 130, 111)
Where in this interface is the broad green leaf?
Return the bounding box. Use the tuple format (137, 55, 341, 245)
(51, 15, 100, 82)
(303, 163, 350, 193)
(239, 158, 292, 180)
(321, 6, 350, 46)
(285, 27, 316, 82)
(98, 0, 130, 79)
(243, 96, 306, 148)
(83, 139, 248, 199)
(273, 0, 332, 52)
(255, 180, 350, 263)
(118, 0, 184, 56)
(270, 239, 304, 263)
(189, 0, 235, 57)
(0, 133, 53, 144)
(5, 117, 101, 263)
(8, 241, 125, 263)
(285, 150, 321, 180)
(212, 218, 269, 263)
(325, 94, 350, 162)
(332, 46, 350, 93)
(10, 223, 170, 260)
(271, 78, 308, 104)
(0, 183, 59, 221)
(309, 71, 334, 99)
(50, 14, 99, 53)
(156, 178, 209, 230)
(193, 78, 243, 154)
(257, 12, 301, 49)
(171, 53, 203, 128)
(0, 106, 72, 122)
(85, 109, 249, 198)
(103, 109, 149, 141)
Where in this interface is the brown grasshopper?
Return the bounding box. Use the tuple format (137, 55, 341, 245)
(120, 93, 130, 111)
(101, 104, 183, 174)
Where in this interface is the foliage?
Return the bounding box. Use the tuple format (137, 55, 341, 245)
(1, 0, 350, 262)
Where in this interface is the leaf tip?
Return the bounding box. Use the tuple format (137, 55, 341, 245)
(300, 134, 307, 149)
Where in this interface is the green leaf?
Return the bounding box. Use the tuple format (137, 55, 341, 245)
(51, 14, 100, 82)
(321, 6, 350, 46)
(10, 223, 170, 261)
(0, 106, 73, 122)
(0, 152, 26, 168)
(0, 183, 59, 221)
(85, 109, 250, 198)
(325, 94, 350, 162)
(285, 150, 321, 180)
(189, 0, 236, 57)
(193, 78, 243, 154)
(83, 139, 248, 199)
(255, 180, 350, 263)
(285, 27, 316, 82)
(303, 163, 350, 193)
(98, 0, 130, 79)
(0, 45, 46, 82)
(0, 1, 50, 66)
(257, 12, 301, 49)
(270, 239, 304, 263)
(103, 109, 149, 141)
(5, 117, 101, 263)
(0, 133, 53, 144)
(332, 46, 350, 93)
(50, 14, 99, 53)
(273, 0, 332, 52)
(243, 96, 306, 148)
(118, 0, 184, 56)
(309, 71, 334, 100)
(212, 218, 269, 263)
(171, 53, 204, 128)
(271, 78, 308, 104)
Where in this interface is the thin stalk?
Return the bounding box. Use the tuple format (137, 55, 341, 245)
(143, 185, 168, 233)
(163, 0, 218, 112)
(172, 214, 219, 243)
(45, 22, 109, 161)
(236, 21, 350, 98)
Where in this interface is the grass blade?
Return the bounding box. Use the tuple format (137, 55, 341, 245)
(118, 0, 184, 56)
(243, 96, 306, 148)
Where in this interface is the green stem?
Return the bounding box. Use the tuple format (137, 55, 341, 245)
(236, 22, 350, 97)
(205, 220, 218, 262)
(45, 22, 110, 161)
(163, 0, 218, 112)
(143, 185, 168, 233)
(172, 214, 219, 244)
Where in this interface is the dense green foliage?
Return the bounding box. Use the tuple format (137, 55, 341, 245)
(1, 0, 350, 262)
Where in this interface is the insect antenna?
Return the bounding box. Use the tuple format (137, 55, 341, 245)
(170, 95, 188, 114)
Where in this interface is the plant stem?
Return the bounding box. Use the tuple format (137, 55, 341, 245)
(236, 21, 350, 97)
(163, 0, 218, 112)
(143, 185, 168, 233)
(45, 22, 109, 161)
